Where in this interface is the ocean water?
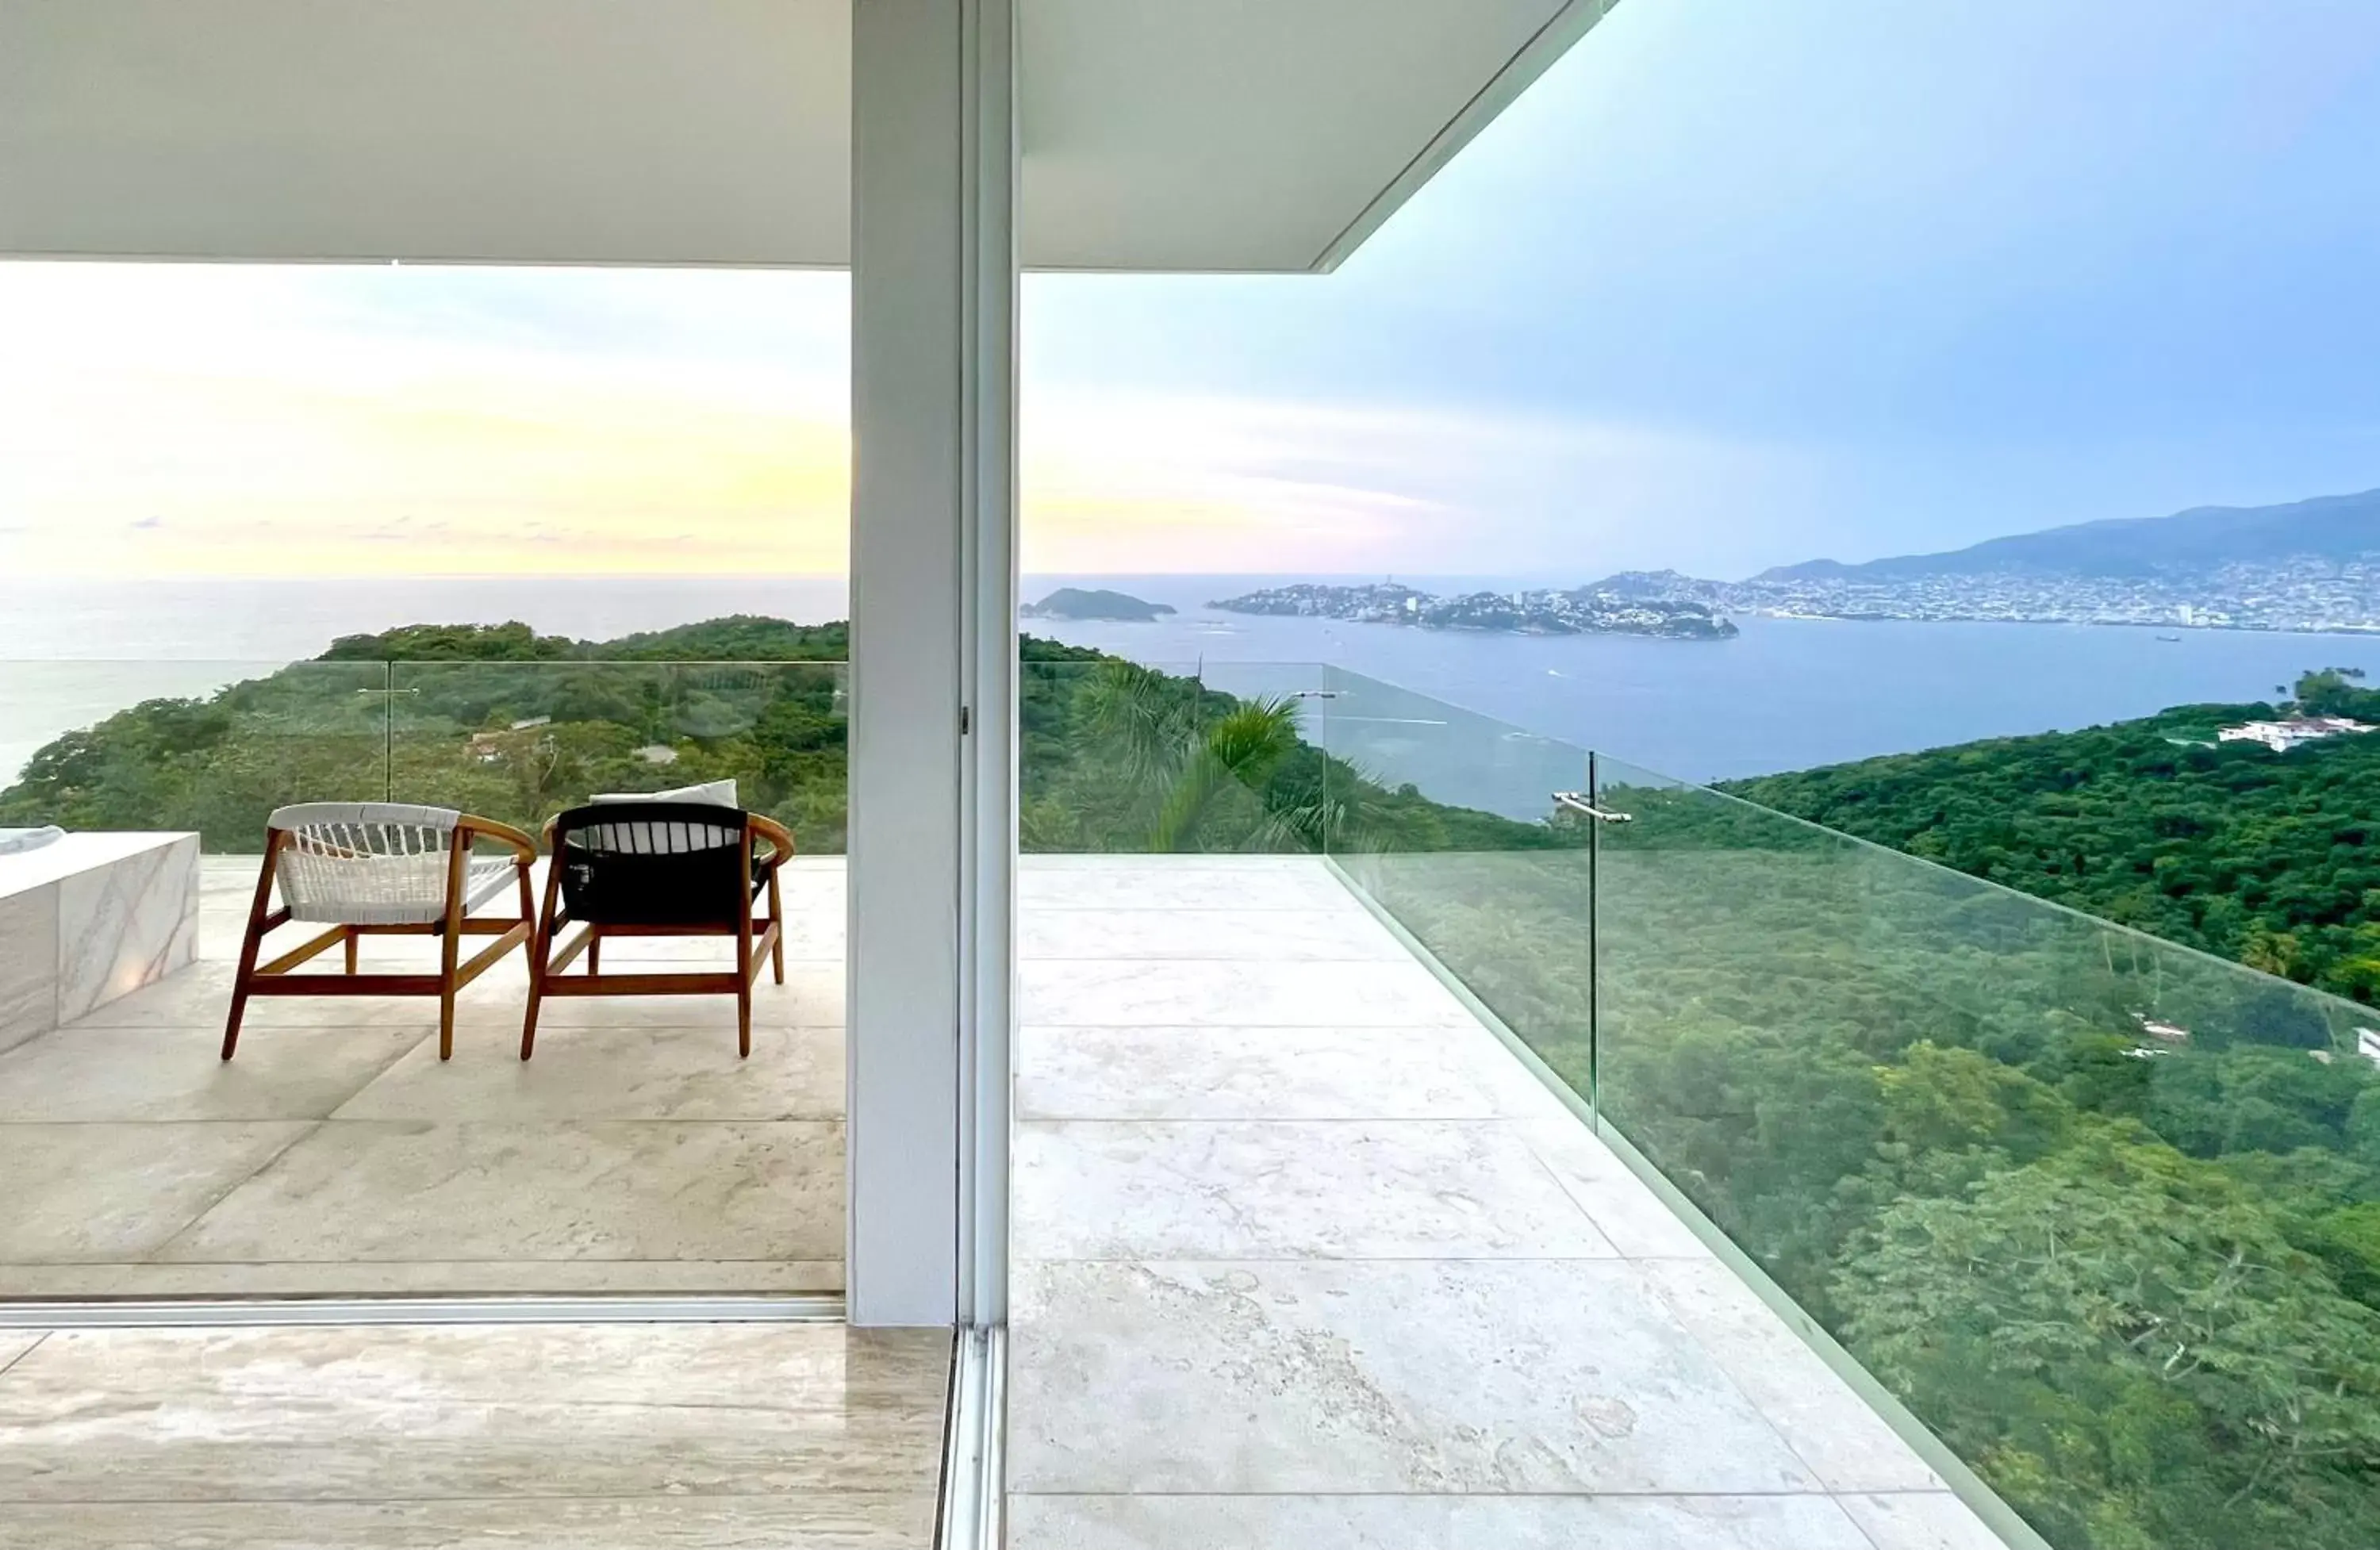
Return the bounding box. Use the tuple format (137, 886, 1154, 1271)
(1, 574, 2370, 786)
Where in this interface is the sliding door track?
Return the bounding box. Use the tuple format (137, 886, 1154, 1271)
(0, 1293, 846, 1329)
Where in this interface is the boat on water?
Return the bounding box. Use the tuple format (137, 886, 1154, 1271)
(2155, 633, 2182, 643)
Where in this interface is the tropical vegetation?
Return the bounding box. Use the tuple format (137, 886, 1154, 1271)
(9, 624, 2379, 1545)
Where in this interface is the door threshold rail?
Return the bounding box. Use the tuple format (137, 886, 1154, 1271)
(0, 1292, 846, 1329)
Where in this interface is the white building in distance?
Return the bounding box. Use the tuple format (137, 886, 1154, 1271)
(2217, 716, 2374, 751)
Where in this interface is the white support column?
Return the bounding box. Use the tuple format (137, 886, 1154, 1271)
(847, 0, 1018, 1329)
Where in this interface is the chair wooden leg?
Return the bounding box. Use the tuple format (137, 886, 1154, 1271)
(587, 930, 601, 976)
(436, 842, 466, 1062)
(768, 870, 785, 985)
(522, 858, 562, 1062)
(438, 926, 461, 1061)
(343, 927, 359, 976)
(222, 931, 260, 1061)
(221, 842, 280, 1061)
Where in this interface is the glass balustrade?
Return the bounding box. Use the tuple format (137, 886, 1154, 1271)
(10, 646, 2378, 1548)
(0, 654, 850, 1302)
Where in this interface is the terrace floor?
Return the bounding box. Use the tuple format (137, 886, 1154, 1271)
(0, 855, 847, 1299)
(1008, 854, 2008, 1550)
(0, 850, 2013, 1549)
(0, 1320, 950, 1548)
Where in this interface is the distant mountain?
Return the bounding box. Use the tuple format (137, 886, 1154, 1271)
(1756, 488, 2380, 583)
(1210, 581, 1737, 640)
(1020, 587, 1177, 622)
(1583, 568, 1723, 604)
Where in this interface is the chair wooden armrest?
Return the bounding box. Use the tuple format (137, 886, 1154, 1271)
(748, 814, 797, 864)
(460, 815, 539, 860)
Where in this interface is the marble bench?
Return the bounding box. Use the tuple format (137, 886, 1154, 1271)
(0, 831, 200, 1053)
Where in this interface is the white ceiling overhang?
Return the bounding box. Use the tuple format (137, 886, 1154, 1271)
(0, 0, 1610, 273)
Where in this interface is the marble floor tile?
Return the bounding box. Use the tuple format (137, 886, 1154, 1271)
(1637, 1257, 1942, 1493)
(459, 969, 844, 1030)
(1015, 1119, 1615, 1260)
(0, 1324, 949, 1503)
(1019, 865, 1357, 913)
(0, 1334, 43, 1375)
(1009, 1259, 1821, 1495)
(1021, 960, 1476, 1029)
(1007, 1494, 1875, 1550)
(333, 1022, 843, 1122)
(1021, 854, 1334, 873)
(39, 1256, 842, 1299)
(1017, 1023, 1556, 1121)
(155, 1120, 843, 1265)
(0, 888, 58, 1053)
(65, 960, 426, 1030)
(0, 1494, 938, 1549)
(1518, 1115, 1717, 1260)
(1021, 907, 1409, 962)
(1837, 1492, 2015, 1550)
(67, 957, 840, 1034)
(0, 1122, 311, 1266)
(0, 1023, 425, 1122)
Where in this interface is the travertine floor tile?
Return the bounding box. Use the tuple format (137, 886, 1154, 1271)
(1021, 960, 1476, 1028)
(1838, 1492, 2016, 1550)
(1010, 1258, 1819, 1495)
(1637, 1256, 1942, 1493)
(1017, 1023, 1556, 1122)
(155, 1120, 843, 1265)
(1022, 907, 1409, 962)
(0, 1122, 309, 1266)
(1015, 1119, 1615, 1260)
(0, 1022, 424, 1122)
(334, 1022, 842, 1122)
(0, 1325, 947, 1506)
(1008, 1493, 1876, 1550)
(0, 1494, 935, 1549)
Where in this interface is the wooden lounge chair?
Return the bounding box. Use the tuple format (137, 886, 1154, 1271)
(521, 801, 792, 1060)
(224, 803, 539, 1061)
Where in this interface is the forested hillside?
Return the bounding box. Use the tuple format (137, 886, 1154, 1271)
(1726, 669, 2380, 1003)
(11, 623, 2380, 1545)
(0, 616, 1572, 862)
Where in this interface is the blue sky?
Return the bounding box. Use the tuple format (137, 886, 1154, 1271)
(1030, 0, 2380, 576)
(4, 0, 2378, 580)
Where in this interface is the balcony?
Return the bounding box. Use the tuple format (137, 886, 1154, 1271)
(20, 653, 2374, 1546)
(1010, 851, 1997, 1550)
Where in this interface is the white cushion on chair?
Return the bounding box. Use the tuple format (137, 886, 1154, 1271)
(588, 779, 739, 808)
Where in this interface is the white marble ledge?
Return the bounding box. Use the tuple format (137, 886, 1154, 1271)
(0, 831, 194, 900)
(0, 832, 200, 1051)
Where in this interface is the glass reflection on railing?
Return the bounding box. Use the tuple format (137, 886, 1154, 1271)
(0, 658, 848, 855)
(1019, 655, 1333, 854)
(389, 660, 848, 854)
(0, 660, 392, 852)
(1590, 760, 2380, 1550)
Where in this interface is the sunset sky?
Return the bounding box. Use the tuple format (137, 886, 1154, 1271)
(4, 0, 2378, 582)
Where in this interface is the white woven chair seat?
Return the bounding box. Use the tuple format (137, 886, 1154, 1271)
(268, 801, 514, 926)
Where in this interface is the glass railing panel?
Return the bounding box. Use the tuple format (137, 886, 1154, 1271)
(1310, 666, 1599, 1100)
(1019, 658, 1334, 854)
(1319, 662, 1589, 828)
(386, 659, 849, 854)
(1, 654, 846, 1304)
(0, 659, 392, 852)
(1593, 757, 2380, 1550)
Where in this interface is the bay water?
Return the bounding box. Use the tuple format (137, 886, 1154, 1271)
(2, 574, 2369, 787)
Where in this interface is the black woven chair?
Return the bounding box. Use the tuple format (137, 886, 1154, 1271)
(522, 801, 793, 1059)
